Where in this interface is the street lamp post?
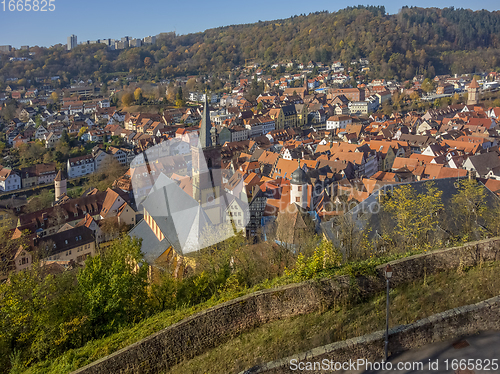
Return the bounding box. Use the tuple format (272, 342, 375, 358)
(385, 264, 393, 361)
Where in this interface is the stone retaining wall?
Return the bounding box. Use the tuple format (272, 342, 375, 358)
(241, 295, 500, 373)
(72, 238, 500, 374)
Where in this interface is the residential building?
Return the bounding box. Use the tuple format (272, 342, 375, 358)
(67, 35, 77, 51)
(0, 167, 21, 192)
(326, 115, 352, 130)
(20, 163, 57, 188)
(108, 147, 129, 165)
(142, 35, 157, 45)
(348, 101, 369, 115)
(45, 131, 62, 148)
(100, 188, 136, 226)
(67, 155, 96, 178)
(436, 84, 454, 95)
(94, 150, 111, 170)
(36, 226, 96, 264)
(463, 151, 500, 178)
(329, 88, 365, 102)
(228, 126, 250, 142)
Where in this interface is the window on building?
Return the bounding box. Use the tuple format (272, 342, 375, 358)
(296, 197, 300, 202)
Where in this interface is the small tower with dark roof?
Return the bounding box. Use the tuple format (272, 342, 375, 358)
(54, 170, 67, 201)
(290, 161, 309, 209)
(468, 77, 480, 106)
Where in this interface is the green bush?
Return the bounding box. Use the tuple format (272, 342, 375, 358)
(285, 240, 342, 281)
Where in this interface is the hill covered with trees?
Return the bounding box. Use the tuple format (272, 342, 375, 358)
(2, 6, 500, 87)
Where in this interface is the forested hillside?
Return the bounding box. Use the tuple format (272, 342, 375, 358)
(2, 6, 500, 86)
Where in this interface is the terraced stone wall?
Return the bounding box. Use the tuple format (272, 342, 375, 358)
(72, 238, 500, 374)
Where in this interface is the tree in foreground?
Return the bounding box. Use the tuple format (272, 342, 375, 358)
(77, 236, 149, 338)
(449, 178, 488, 241)
(0, 236, 149, 371)
(333, 212, 371, 261)
(381, 183, 443, 250)
(0, 261, 81, 371)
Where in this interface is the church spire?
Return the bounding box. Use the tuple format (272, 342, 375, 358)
(199, 92, 212, 148)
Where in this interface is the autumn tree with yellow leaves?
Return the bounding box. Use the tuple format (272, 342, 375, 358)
(381, 183, 443, 250)
(449, 178, 488, 241)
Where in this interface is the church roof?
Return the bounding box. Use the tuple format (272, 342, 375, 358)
(129, 220, 173, 264)
(138, 173, 229, 256)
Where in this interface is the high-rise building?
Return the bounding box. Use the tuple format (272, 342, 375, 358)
(67, 34, 77, 51)
(143, 35, 157, 45)
(0, 45, 12, 53)
(114, 41, 126, 50)
(128, 38, 142, 48)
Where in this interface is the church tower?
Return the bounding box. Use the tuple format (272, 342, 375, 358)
(191, 93, 223, 224)
(467, 77, 480, 106)
(54, 170, 67, 201)
(290, 162, 309, 209)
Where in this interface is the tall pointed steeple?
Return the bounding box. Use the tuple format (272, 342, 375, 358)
(199, 93, 212, 149)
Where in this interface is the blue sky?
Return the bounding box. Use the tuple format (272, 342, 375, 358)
(0, 0, 499, 48)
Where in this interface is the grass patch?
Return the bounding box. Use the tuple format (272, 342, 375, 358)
(23, 304, 206, 374)
(165, 260, 500, 374)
